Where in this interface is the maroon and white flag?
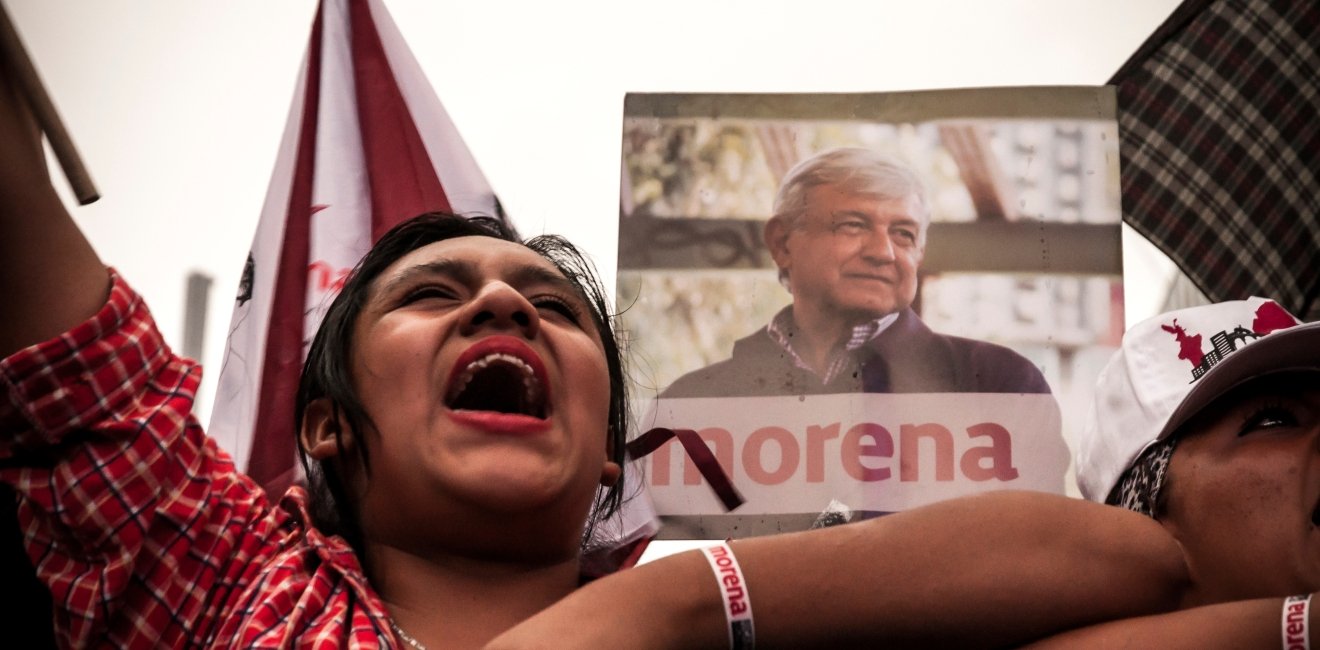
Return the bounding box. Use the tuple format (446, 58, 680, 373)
(210, 0, 503, 496)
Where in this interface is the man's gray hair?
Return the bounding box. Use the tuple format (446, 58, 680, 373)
(773, 147, 929, 227)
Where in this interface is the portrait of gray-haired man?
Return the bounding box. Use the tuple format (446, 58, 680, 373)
(663, 147, 1051, 398)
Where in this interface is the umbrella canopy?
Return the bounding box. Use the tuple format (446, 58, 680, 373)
(1111, 0, 1320, 319)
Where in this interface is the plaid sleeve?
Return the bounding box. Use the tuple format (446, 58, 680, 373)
(0, 270, 272, 647)
(0, 271, 183, 454)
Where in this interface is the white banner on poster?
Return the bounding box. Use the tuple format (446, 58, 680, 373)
(641, 394, 1066, 520)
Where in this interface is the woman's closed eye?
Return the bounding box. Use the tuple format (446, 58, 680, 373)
(531, 294, 583, 323)
(401, 285, 459, 305)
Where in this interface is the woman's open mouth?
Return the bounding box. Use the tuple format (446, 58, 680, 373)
(445, 336, 550, 424)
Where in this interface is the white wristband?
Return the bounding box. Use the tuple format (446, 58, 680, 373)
(701, 542, 755, 650)
(1284, 594, 1311, 650)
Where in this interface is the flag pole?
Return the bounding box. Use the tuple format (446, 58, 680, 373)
(0, 1, 99, 205)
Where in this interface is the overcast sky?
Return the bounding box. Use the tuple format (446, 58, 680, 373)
(9, 0, 1181, 425)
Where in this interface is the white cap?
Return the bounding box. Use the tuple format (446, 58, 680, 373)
(1077, 297, 1320, 503)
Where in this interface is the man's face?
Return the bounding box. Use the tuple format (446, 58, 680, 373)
(1160, 372, 1320, 604)
(768, 184, 927, 329)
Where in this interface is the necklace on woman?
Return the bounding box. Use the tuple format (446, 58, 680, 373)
(389, 619, 428, 650)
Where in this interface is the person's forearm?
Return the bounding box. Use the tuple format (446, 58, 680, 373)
(487, 491, 1189, 649)
(731, 491, 1187, 648)
(0, 61, 107, 357)
(484, 544, 726, 650)
(1024, 593, 1311, 648)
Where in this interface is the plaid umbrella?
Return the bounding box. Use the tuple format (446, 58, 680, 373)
(1111, 0, 1320, 320)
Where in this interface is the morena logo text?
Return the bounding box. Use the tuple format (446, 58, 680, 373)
(648, 421, 1020, 486)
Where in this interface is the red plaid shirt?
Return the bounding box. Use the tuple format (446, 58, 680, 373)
(0, 272, 398, 648)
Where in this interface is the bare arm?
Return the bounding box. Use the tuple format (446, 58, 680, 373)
(0, 58, 108, 358)
(486, 491, 1190, 649)
(1024, 594, 1310, 649)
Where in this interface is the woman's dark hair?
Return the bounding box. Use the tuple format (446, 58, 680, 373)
(294, 212, 629, 554)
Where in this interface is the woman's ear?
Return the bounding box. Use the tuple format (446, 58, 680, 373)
(599, 460, 622, 488)
(300, 398, 352, 460)
(601, 428, 622, 488)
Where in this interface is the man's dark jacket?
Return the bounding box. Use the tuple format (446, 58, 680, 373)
(662, 308, 1052, 397)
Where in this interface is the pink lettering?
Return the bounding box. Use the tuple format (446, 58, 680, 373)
(691, 429, 734, 486)
(648, 420, 1025, 487)
(743, 426, 798, 485)
(840, 422, 893, 481)
(900, 424, 954, 481)
(806, 423, 841, 482)
(960, 423, 1020, 480)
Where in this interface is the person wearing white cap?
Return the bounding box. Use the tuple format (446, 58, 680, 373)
(1029, 297, 1320, 647)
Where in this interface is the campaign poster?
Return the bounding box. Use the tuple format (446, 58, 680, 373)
(617, 87, 1124, 539)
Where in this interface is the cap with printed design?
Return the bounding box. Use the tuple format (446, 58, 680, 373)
(1077, 297, 1320, 503)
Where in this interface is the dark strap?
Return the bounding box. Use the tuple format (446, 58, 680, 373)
(626, 427, 745, 511)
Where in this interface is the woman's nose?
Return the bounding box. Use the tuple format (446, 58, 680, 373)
(459, 282, 539, 338)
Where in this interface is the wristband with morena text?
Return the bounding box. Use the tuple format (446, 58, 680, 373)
(701, 542, 754, 650)
(1284, 594, 1311, 650)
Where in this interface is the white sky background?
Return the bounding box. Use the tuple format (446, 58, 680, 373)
(11, 0, 1184, 424)
(11, 1, 1186, 561)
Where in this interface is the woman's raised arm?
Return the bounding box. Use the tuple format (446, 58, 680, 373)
(0, 60, 107, 358)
